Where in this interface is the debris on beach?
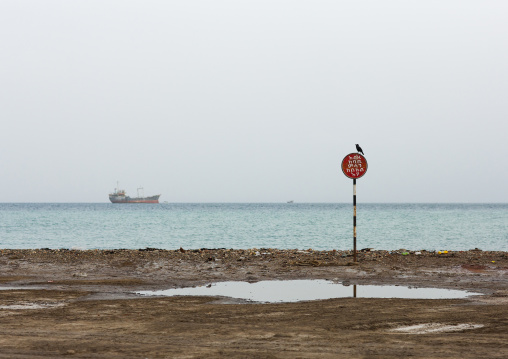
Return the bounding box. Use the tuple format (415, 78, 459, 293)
(0, 248, 506, 274)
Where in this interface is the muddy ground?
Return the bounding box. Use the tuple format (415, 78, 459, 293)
(0, 248, 507, 358)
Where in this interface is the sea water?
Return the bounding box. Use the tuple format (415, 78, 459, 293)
(0, 203, 506, 251)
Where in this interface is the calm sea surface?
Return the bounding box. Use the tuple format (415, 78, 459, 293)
(0, 203, 506, 251)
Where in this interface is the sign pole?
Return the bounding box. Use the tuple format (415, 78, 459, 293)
(341, 152, 367, 263)
(353, 178, 357, 262)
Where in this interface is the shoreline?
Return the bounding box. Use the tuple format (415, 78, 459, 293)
(2, 247, 507, 290)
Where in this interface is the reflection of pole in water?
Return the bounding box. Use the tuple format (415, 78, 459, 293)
(353, 285, 357, 298)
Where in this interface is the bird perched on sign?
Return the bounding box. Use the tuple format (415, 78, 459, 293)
(355, 144, 364, 155)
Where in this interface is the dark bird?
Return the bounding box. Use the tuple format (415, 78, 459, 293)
(355, 144, 364, 155)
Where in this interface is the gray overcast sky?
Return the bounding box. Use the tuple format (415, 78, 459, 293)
(1, 1, 507, 203)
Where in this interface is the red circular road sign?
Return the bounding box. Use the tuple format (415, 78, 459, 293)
(342, 153, 368, 179)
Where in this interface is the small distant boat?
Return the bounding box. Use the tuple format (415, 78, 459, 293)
(109, 184, 160, 203)
(287, 200, 294, 204)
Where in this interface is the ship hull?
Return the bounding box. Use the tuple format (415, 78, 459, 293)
(109, 195, 160, 204)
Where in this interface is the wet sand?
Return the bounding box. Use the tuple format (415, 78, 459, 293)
(0, 248, 507, 358)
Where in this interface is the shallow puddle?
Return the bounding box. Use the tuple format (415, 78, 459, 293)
(0, 286, 44, 291)
(390, 323, 484, 334)
(138, 280, 482, 303)
(0, 303, 65, 310)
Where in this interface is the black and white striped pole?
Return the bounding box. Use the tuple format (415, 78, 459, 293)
(341, 152, 368, 262)
(353, 178, 357, 262)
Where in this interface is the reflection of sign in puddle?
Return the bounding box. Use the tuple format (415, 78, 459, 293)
(138, 280, 481, 303)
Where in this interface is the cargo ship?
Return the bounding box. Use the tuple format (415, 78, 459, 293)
(109, 185, 160, 204)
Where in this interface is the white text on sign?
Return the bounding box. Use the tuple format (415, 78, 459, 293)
(346, 155, 365, 175)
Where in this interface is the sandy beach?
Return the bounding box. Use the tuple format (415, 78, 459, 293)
(0, 248, 507, 358)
